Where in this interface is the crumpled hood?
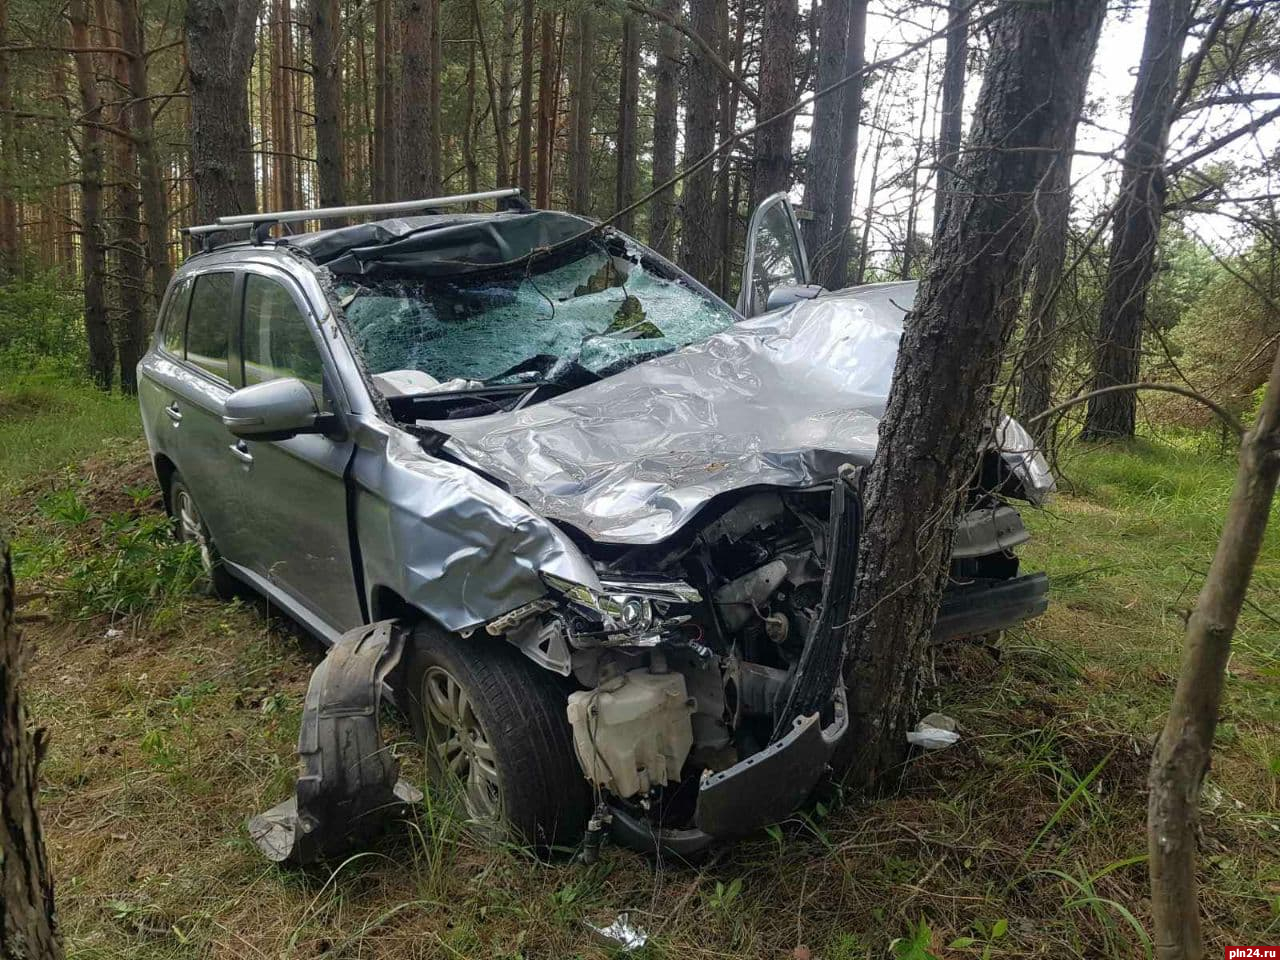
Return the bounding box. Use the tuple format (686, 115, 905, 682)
(424, 281, 1055, 544)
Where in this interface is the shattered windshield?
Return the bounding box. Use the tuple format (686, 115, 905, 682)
(335, 236, 739, 391)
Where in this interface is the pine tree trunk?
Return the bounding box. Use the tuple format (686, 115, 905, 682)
(824, 0, 866, 290)
(567, 12, 595, 214)
(899, 38, 934, 280)
(517, 0, 534, 195)
(802, 0, 848, 275)
(534, 10, 555, 206)
(372, 0, 389, 200)
(648, 0, 679, 257)
(186, 0, 262, 221)
(1082, 0, 1192, 441)
(1, 540, 63, 960)
(311, 0, 346, 220)
(109, 26, 147, 395)
(1148, 346, 1280, 960)
(933, 0, 968, 237)
(0, 0, 20, 278)
(839, 0, 1105, 787)
(398, 0, 441, 197)
(614, 13, 640, 231)
(69, 0, 113, 388)
(678, 0, 719, 284)
(497, 0, 516, 187)
(751, 0, 796, 204)
(119, 0, 171, 305)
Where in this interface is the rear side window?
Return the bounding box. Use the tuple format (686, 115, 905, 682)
(161, 278, 192, 355)
(242, 275, 325, 394)
(186, 273, 234, 380)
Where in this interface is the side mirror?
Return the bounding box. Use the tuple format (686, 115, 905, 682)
(764, 283, 826, 313)
(223, 377, 329, 441)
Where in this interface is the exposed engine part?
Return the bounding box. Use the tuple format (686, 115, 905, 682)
(764, 612, 789, 644)
(484, 598, 555, 636)
(566, 667, 695, 799)
(713, 559, 787, 630)
(724, 657, 790, 723)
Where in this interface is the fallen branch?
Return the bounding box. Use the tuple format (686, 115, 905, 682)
(1026, 382, 1246, 437)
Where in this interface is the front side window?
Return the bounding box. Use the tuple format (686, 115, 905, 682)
(161, 277, 192, 355)
(241, 274, 326, 396)
(185, 272, 234, 380)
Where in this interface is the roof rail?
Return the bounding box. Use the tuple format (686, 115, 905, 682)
(212, 187, 525, 229)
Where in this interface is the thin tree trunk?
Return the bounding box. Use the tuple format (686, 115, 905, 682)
(824, 0, 866, 290)
(614, 12, 640, 232)
(678, 0, 719, 283)
(802, 0, 848, 274)
(933, 0, 968, 237)
(0, 0, 19, 277)
(463, 35, 479, 193)
(648, 0, 679, 256)
(713, 0, 744, 297)
(398, 0, 440, 196)
(751, 0, 796, 204)
(899, 36, 935, 280)
(534, 10, 555, 207)
(373, 0, 390, 200)
(119, 0, 170, 305)
(311, 0, 345, 220)
(472, 0, 509, 187)
(185, 0, 262, 221)
(1, 539, 63, 959)
(1082, 0, 1193, 441)
(1149, 345, 1280, 960)
(517, 0, 534, 195)
(497, 0, 516, 187)
(567, 11, 595, 214)
(1016, 120, 1088, 438)
(838, 0, 1106, 787)
(69, 0, 113, 388)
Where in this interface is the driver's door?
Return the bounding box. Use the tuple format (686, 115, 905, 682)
(737, 193, 823, 317)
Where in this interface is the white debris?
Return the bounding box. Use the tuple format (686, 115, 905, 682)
(907, 712, 960, 750)
(585, 912, 649, 951)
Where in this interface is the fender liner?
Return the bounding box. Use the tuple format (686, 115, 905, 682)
(248, 619, 422, 864)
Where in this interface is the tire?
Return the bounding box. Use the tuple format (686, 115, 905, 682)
(168, 473, 237, 600)
(403, 621, 591, 851)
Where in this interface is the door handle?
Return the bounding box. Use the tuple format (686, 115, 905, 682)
(228, 441, 254, 465)
(164, 402, 182, 423)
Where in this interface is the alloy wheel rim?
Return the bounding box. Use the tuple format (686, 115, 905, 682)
(175, 488, 215, 578)
(421, 665, 502, 822)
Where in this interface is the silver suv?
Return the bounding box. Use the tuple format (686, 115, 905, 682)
(139, 190, 1053, 863)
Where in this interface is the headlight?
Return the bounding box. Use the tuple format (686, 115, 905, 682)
(542, 573, 700, 634)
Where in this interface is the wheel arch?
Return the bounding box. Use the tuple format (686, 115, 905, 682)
(154, 452, 178, 514)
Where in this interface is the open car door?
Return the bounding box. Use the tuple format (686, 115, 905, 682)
(737, 193, 826, 317)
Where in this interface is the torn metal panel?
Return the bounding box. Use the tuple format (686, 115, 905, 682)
(247, 620, 421, 864)
(425, 281, 1054, 545)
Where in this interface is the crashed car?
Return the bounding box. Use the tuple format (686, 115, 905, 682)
(137, 188, 1053, 863)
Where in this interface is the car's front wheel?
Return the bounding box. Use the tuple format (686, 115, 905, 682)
(403, 622, 590, 850)
(168, 474, 236, 599)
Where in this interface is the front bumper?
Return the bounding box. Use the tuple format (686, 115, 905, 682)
(933, 572, 1050, 642)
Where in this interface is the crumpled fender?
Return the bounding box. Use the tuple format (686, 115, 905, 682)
(248, 620, 421, 864)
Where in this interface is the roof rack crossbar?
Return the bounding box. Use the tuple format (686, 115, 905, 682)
(210, 188, 523, 228)
(184, 222, 254, 237)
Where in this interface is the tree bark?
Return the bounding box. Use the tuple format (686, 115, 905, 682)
(517, 0, 534, 195)
(1082, 0, 1193, 441)
(824, 0, 866, 290)
(0, 0, 20, 278)
(1016, 118, 1088, 439)
(185, 0, 262, 222)
(69, 0, 113, 388)
(751, 0, 796, 204)
(839, 0, 1106, 787)
(497, 0, 516, 188)
(678, 0, 719, 284)
(471, 0, 509, 191)
(534, 10, 555, 207)
(933, 0, 968, 238)
(614, 12, 640, 232)
(1, 538, 63, 960)
(647, 0, 679, 256)
(119, 0, 171, 305)
(311, 0, 345, 220)
(373, 0, 390, 200)
(801, 0, 848, 275)
(1149, 344, 1280, 960)
(398, 0, 441, 198)
(108, 9, 147, 395)
(567, 11, 595, 214)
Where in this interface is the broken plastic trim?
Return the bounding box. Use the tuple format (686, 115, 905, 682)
(248, 620, 422, 864)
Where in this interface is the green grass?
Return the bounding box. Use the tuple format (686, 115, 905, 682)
(2, 378, 1278, 959)
(0, 372, 140, 488)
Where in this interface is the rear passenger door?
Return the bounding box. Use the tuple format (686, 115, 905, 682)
(154, 270, 253, 563)
(231, 268, 362, 634)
